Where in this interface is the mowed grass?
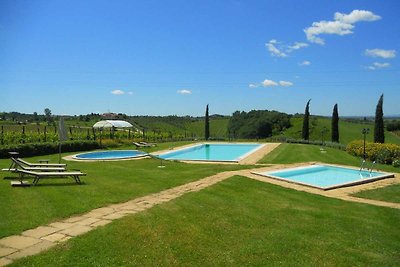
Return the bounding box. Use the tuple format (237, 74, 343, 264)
(282, 117, 400, 145)
(11, 176, 400, 266)
(259, 143, 400, 173)
(0, 145, 254, 238)
(353, 184, 400, 204)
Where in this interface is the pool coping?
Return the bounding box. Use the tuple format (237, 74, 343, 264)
(64, 150, 149, 162)
(154, 142, 268, 164)
(251, 163, 395, 191)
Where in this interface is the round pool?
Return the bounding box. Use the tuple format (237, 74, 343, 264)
(73, 150, 148, 160)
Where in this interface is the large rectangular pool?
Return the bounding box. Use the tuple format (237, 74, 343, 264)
(253, 164, 394, 190)
(158, 143, 264, 162)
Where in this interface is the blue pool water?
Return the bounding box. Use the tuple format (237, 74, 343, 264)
(158, 143, 263, 162)
(73, 150, 147, 160)
(254, 165, 392, 190)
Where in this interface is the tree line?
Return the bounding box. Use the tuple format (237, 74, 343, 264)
(226, 110, 291, 139)
(301, 94, 386, 143)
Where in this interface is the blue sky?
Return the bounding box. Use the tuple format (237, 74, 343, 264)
(1, 0, 399, 116)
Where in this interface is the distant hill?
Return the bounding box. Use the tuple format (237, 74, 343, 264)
(1, 111, 399, 145)
(279, 116, 400, 145)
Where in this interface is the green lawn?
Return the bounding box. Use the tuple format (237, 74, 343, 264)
(259, 143, 400, 173)
(282, 116, 400, 145)
(11, 176, 400, 266)
(0, 142, 254, 238)
(353, 184, 400, 204)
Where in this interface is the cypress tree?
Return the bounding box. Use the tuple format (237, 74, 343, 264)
(374, 94, 385, 143)
(302, 99, 311, 140)
(205, 104, 210, 140)
(331, 103, 339, 142)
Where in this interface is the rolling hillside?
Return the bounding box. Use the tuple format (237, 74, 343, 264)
(281, 116, 400, 145)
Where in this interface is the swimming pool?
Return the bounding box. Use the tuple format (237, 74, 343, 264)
(73, 150, 147, 160)
(158, 143, 264, 162)
(252, 164, 394, 190)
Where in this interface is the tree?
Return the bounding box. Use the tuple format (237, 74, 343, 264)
(44, 108, 53, 125)
(33, 112, 39, 122)
(205, 104, 210, 140)
(302, 99, 311, 140)
(331, 104, 339, 142)
(374, 94, 385, 143)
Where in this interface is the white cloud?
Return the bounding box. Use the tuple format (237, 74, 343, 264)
(266, 40, 287, 57)
(299, 60, 311, 66)
(287, 42, 309, 52)
(279, 81, 294, 87)
(304, 9, 381, 45)
(249, 83, 259, 88)
(262, 79, 278, 87)
(367, 62, 390, 70)
(177, 89, 192, 94)
(266, 40, 308, 57)
(334, 10, 381, 24)
(250, 79, 294, 88)
(111, 89, 125, 95)
(365, 49, 396, 59)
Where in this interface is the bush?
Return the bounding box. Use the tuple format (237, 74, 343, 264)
(0, 140, 100, 158)
(393, 159, 400, 168)
(285, 138, 346, 150)
(346, 140, 400, 164)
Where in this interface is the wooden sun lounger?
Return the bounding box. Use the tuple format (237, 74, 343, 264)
(133, 142, 152, 148)
(13, 169, 86, 185)
(5, 158, 66, 172)
(139, 142, 157, 147)
(16, 158, 66, 168)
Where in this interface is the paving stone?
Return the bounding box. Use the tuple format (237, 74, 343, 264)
(0, 257, 13, 267)
(41, 233, 68, 243)
(0, 246, 17, 257)
(59, 225, 92, 237)
(75, 218, 101, 226)
(22, 226, 59, 239)
(7, 240, 56, 260)
(102, 213, 126, 220)
(90, 219, 112, 228)
(63, 216, 87, 223)
(90, 207, 115, 215)
(58, 236, 72, 243)
(0, 235, 41, 250)
(48, 222, 75, 230)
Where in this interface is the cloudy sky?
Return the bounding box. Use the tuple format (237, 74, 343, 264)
(0, 0, 399, 116)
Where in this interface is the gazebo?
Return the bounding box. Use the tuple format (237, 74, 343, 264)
(93, 120, 137, 143)
(93, 120, 134, 129)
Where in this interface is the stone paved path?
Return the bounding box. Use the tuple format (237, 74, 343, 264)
(1, 165, 399, 266)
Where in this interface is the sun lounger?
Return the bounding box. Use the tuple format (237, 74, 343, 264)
(139, 141, 157, 147)
(3, 158, 66, 172)
(133, 142, 152, 148)
(13, 169, 86, 185)
(15, 158, 66, 168)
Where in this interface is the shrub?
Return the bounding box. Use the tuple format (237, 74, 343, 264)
(393, 159, 400, 168)
(346, 140, 400, 164)
(0, 140, 100, 158)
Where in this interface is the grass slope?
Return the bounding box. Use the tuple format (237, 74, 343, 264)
(11, 176, 400, 266)
(259, 143, 399, 173)
(354, 184, 400, 204)
(186, 118, 229, 138)
(282, 116, 400, 145)
(0, 145, 253, 238)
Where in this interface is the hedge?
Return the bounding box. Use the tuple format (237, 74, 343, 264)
(0, 140, 100, 158)
(346, 140, 400, 165)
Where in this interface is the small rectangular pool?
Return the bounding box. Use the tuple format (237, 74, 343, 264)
(158, 143, 264, 162)
(252, 164, 394, 190)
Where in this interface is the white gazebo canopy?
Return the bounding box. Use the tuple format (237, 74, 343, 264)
(93, 120, 133, 129)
